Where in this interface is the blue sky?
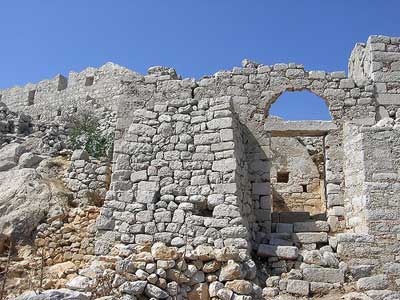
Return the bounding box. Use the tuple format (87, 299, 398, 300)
(0, 1, 399, 120)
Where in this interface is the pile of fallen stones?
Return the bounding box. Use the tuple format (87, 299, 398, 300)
(13, 241, 400, 299)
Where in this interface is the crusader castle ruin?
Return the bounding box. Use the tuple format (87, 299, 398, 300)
(1, 35, 400, 299)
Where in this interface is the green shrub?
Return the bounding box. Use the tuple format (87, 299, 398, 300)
(68, 111, 114, 159)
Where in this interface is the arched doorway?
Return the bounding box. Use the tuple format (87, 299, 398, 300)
(265, 91, 334, 223)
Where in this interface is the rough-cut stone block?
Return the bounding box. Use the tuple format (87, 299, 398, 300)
(376, 94, 400, 105)
(252, 182, 271, 195)
(257, 244, 299, 260)
(276, 223, 293, 233)
(286, 280, 309, 296)
(130, 170, 148, 183)
(303, 267, 344, 283)
(357, 275, 389, 291)
(207, 117, 233, 130)
(212, 158, 236, 172)
(293, 232, 328, 244)
(293, 221, 330, 232)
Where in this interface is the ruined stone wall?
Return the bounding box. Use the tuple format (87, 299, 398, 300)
(95, 68, 254, 255)
(350, 35, 400, 120)
(2, 35, 400, 266)
(0, 62, 141, 121)
(269, 136, 325, 216)
(339, 124, 400, 275)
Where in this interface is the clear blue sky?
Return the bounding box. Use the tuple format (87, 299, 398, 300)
(0, 1, 399, 120)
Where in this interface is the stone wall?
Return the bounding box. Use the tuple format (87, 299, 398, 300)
(269, 136, 325, 216)
(339, 124, 400, 275)
(2, 35, 400, 284)
(0, 62, 141, 121)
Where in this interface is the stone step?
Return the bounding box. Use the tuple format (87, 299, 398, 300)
(272, 221, 330, 233)
(257, 244, 299, 260)
(272, 212, 311, 223)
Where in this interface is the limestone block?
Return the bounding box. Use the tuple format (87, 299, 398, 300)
(130, 170, 147, 183)
(145, 284, 169, 298)
(286, 279, 309, 296)
(292, 232, 328, 244)
(209, 281, 224, 297)
(207, 117, 233, 130)
(65, 275, 92, 292)
(252, 182, 271, 195)
(303, 267, 344, 283)
(257, 244, 298, 260)
(212, 158, 237, 172)
(293, 221, 330, 232)
(18, 152, 44, 168)
(225, 279, 253, 294)
(213, 204, 241, 218)
(119, 281, 147, 295)
(136, 190, 156, 204)
(262, 287, 279, 297)
(357, 275, 389, 291)
(339, 79, 355, 89)
(310, 282, 334, 295)
(71, 149, 89, 161)
(188, 283, 209, 300)
(194, 133, 220, 145)
(276, 223, 293, 233)
(309, 71, 326, 79)
(219, 260, 242, 281)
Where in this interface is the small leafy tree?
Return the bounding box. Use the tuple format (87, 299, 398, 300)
(68, 111, 114, 159)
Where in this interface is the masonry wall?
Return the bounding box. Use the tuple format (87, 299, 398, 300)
(0, 63, 141, 121)
(95, 70, 255, 255)
(269, 136, 325, 216)
(339, 125, 400, 274)
(2, 35, 400, 263)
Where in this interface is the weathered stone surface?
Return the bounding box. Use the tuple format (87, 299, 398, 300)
(66, 276, 92, 292)
(151, 242, 179, 260)
(145, 283, 169, 298)
(257, 244, 299, 260)
(16, 289, 90, 300)
(292, 232, 328, 243)
(303, 267, 344, 283)
(119, 281, 147, 295)
(188, 283, 210, 300)
(225, 280, 253, 294)
(219, 260, 242, 281)
(286, 279, 309, 296)
(357, 275, 389, 291)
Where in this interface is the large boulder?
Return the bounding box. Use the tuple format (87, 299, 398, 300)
(16, 288, 90, 300)
(0, 160, 71, 251)
(0, 143, 26, 171)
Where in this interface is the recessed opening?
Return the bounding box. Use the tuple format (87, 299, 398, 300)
(85, 76, 94, 86)
(57, 110, 62, 116)
(37, 115, 41, 120)
(28, 90, 36, 105)
(302, 184, 308, 192)
(57, 75, 68, 91)
(277, 172, 289, 183)
(73, 107, 78, 113)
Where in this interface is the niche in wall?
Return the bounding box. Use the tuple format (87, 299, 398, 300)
(85, 76, 94, 86)
(277, 172, 289, 183)
(28, 90, 36, 105)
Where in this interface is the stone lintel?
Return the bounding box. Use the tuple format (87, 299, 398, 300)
(264, 119, 337, 137)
